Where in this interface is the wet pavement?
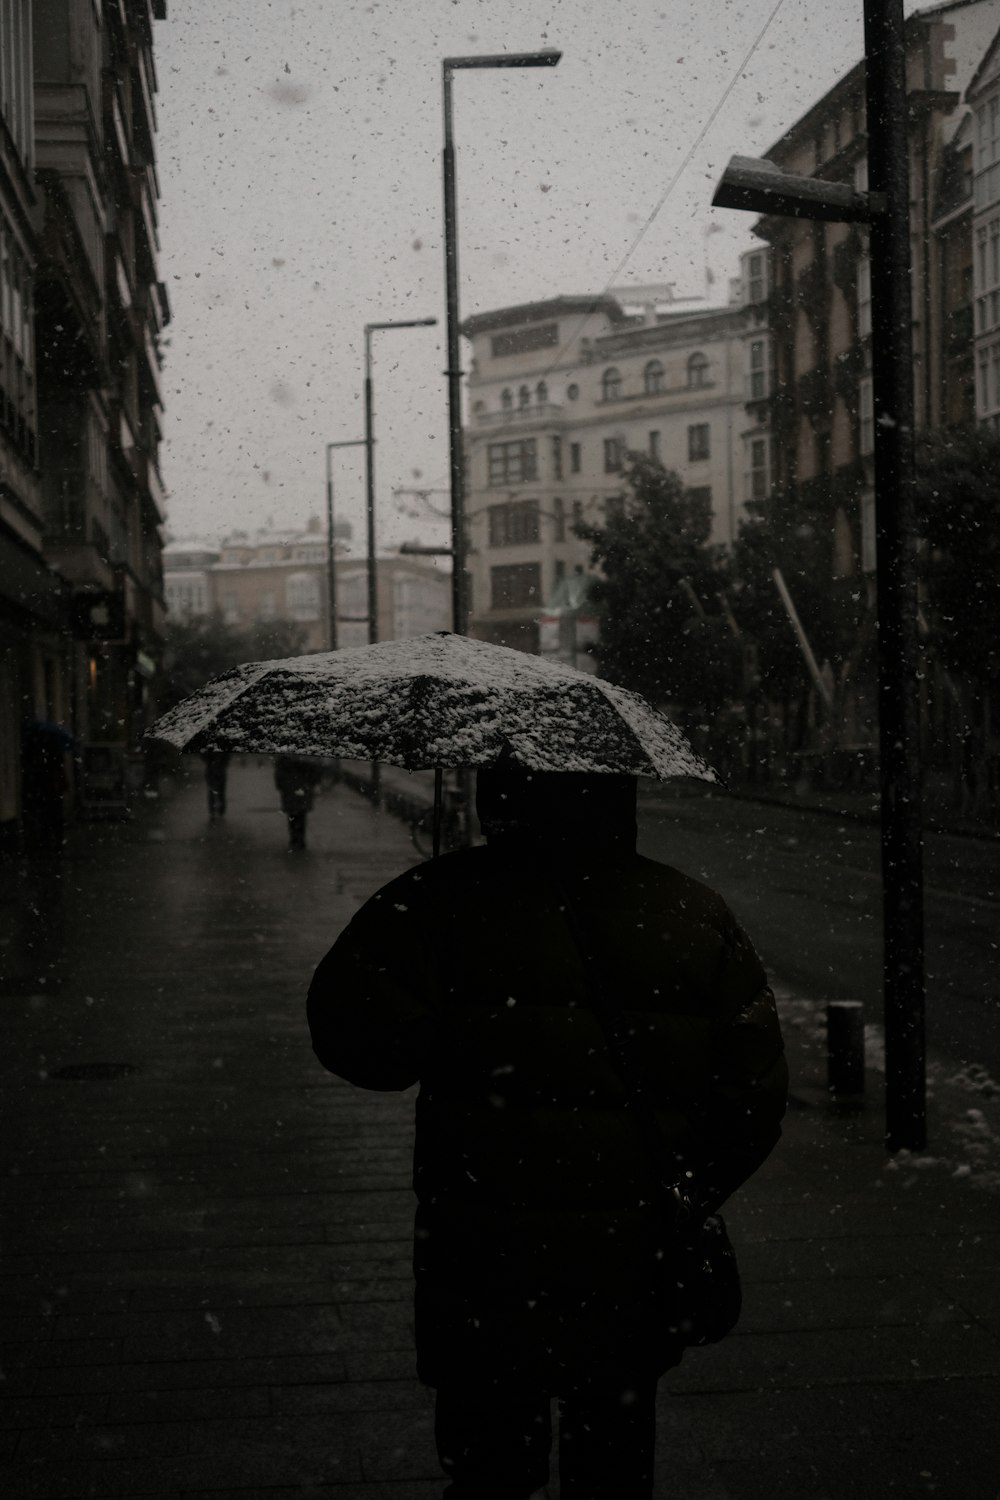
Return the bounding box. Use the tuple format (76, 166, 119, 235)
(1, 759, 999, 1499)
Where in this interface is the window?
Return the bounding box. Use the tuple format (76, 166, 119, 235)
(643, 359, 665, 395)
(552, 497, 566, 542)
(551, 435, 563, 481)
(488, 438, 537, 487)
(687, 423, 710, 462)
(501, 387, 513, 411)
(605, 495, 625, 520)
(572, 499, 583, 527)
(857, 256, 872, 338)
(601, 367, 622, 401)
(491, 562, 541, 610)
(536, 380, 548, 405)
(859, 375, 874, 456)
(566, 382, 579, 401)
(687, 352, 709, 389)
(991, 341, 1000, 414)
(648, 429, 661, 460)
(518, 385, 531, 409)
(569, 441, 581, 474)
(222, 590, 239, 624)
(488, 500, 540, 548)
(854, 155, 869, 194)
(603, 436, 624, 472)
(748, 338, 769, 400)
(553, 558, 566, 586)
(259, 590, 276, 619)
(286, 571, 320, 621)
(746, 251, 767, 304)
(748, 436, 769, 501)
(688, 486, 712, 513)
(0, 0, 32, 164)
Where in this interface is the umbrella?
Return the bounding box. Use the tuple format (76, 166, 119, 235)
(146, 631, 716, 783)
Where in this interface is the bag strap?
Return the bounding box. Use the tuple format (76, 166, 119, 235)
(555, 877, 692, 1227)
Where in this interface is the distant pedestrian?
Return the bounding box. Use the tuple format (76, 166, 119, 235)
(201, 749, 231, 820)
(307, 767, 787, 1500)
(274, 754, 323, 849)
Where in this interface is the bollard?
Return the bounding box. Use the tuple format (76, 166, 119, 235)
(827, 1000, 865, 1100)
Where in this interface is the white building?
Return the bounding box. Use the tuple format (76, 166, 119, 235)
(461, 285, 760, 655)
(163, 518, 450, 650)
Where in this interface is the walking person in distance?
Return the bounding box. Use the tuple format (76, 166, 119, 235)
(274, 754, 323, 850)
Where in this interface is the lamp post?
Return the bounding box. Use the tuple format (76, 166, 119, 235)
(711, 0, 926, 1151)
(325, 438, 367, 651)
(363, 318, 437, 647)
(442, 49, 561, 635)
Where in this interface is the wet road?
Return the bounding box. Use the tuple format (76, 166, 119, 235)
(638, 788, 1000, 1075)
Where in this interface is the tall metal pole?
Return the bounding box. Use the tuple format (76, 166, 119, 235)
(864, 0, 926, 1151)
(442, 65, 466, 636)
(441, 51, 560, 639)
(325, 444, 338, 652)
(324, 438, 369, 651)
(363, 330, 378, 647)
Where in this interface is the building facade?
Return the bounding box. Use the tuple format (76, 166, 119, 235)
(753, 0, 996, 586)
(0, 0, 168, 848)
(0, 0, 65, 841)
(164, 519, 450, 651)
(968, 24, 1000, 426)
(460, 286, 757, 656)
(737, 0, 996, 768)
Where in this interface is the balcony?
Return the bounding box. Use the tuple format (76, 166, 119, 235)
(474, 402, 564, 426)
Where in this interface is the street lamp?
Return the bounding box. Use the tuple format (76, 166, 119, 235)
(364, 318, 437, 647)
(711, 0, 926, 1151)
(442, 49, 562, 635)
(324, 438, 367, 651)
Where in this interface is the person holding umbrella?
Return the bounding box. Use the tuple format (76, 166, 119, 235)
(306, 764, 787, 1500)
(147, 633, 788, 1500)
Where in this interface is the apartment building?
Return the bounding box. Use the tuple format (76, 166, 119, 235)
(0, 1, 169, 847)
(968, 23, 1000, 425)
(461, 285, 757, 655)
(752, 0, 997, 586)
(1, 0, 60, 843)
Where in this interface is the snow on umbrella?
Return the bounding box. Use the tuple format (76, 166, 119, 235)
(146, 631, 716, 782)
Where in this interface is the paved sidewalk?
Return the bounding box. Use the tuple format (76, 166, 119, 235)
(1, 760, 999, 1499)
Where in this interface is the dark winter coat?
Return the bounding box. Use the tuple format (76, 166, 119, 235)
(307, 797, 787, 1391)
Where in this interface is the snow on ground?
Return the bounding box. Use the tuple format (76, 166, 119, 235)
(774, 985, 1000, 1195)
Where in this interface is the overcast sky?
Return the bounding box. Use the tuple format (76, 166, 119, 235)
(154, 0, 924, 556)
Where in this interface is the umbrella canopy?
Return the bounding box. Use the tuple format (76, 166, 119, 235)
(146, 632, 715, 782)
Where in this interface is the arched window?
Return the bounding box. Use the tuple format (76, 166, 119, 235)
(501, 388, 513, 411)
(687, 352, 710, 389)
(643, 359, 665, 395)
(518, 385, 531, 409)
(601, 367, 622, 401)
(536, 379, 548, 405)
